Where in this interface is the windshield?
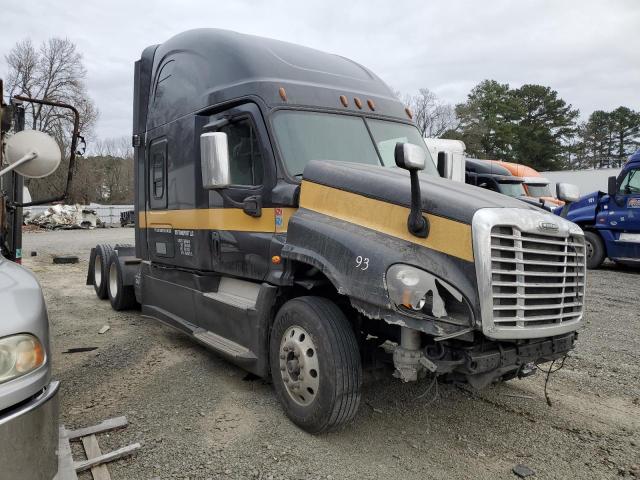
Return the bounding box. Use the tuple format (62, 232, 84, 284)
(498, 181, 527, 197)
(620, 168, 640, 194)
(526, 183, 552, 197)
(271, 110, 437, 177)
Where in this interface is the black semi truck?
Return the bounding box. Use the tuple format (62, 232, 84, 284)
(88, 29, 586, 433)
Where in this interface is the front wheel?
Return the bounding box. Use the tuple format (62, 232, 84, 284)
(270, 296, 362, 433)
(584, 231, 605, 269)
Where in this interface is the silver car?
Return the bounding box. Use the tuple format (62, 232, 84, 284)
(0, 254, 59, 479)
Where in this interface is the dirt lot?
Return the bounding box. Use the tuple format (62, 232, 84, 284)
(22, 229, 640, 480)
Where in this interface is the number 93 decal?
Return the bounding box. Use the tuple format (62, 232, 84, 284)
(355, 256, 369, 271)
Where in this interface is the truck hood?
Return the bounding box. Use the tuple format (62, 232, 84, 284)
(554, 190, 602, 223)
(302, 160, 541, 224)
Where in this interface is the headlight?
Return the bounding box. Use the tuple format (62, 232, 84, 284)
(0, 334, 46, 384)
(385, 264, 472, 326)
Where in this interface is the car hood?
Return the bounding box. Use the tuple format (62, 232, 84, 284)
(301, 160, 540, 224)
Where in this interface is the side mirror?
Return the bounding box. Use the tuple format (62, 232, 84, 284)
(607, 176, 617, 196)
(200, 132, 230, 189)
(394, 142, 428, 238)
(394, 142, 426, 171)
(436, 152, 450, 178)
(556, 182, 580, 203)
(1, 130, 61, 178)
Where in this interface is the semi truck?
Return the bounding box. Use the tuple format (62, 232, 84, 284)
(487, 160, 563, 207)
(0, 81, 82, 478)
(465, 158, 529, 198)
(88, 29, 587, 433)
(557, 150, 640, 269)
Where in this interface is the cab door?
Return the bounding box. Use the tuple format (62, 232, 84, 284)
(607, 167, 640, 258)
(202, 103, 275, 281)
(146, 135, 176, 262)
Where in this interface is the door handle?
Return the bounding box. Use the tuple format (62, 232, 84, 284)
(242, 195, 262, 217)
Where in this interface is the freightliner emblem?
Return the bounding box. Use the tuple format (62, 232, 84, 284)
(538, 221, 559, 232)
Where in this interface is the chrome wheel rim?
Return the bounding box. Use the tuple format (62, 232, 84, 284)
(109, 262, 118, 298)
(279, 325, 320, 406)
(94, 255, 102, 287)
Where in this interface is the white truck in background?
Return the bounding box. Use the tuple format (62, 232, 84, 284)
(424, 138, 466, 182)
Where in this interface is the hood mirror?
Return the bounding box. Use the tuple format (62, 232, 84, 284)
(607, 176, 617, 196)
(1, 130, 61, 179)
(394, 142, 429, 238)
(394, 143, 426, 171)
(556, 182, 580, 203)
(200, 132, 230, 189)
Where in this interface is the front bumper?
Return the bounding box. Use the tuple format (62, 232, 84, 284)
(0, 380, 60, 480)
(456, 333, 576, 388)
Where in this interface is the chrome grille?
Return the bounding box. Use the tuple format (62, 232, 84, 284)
(489, 226, 586, 329)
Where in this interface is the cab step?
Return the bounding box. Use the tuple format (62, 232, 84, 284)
(193, 329, 257, 361)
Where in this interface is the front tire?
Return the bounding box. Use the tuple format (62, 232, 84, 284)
(584, 231, 605, 269)
(270, 297, 362, 433)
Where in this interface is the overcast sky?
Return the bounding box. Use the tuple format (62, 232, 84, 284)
(1, 0, 638, 141)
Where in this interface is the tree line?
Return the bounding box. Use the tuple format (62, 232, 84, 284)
(3, 37, 639, 206)
(406, 81, 639, 171)
(3, 37, 133, 204)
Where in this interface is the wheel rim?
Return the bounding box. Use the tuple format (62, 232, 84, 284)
(94, 255, 102, 287)
(279, 325, 320, 406)
(586, 239, 594, 260)
(109, 262, 118, 298)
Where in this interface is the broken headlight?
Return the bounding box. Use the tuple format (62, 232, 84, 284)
(385, 264, 473, 326)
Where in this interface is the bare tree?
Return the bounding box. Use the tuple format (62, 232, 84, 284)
(92, 136, 133, 160)
(4, 37, 98, 202)
(403, 88, 457, 138)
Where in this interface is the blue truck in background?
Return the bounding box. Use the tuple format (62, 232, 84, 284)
(557, 150, 640, 269)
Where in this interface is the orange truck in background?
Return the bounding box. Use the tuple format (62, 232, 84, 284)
(487, 160, 564, 206)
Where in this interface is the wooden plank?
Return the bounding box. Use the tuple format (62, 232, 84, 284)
(74, 443, 141, 473)
(56, 427, 79, 480)
(65, 416, 128, 440)
(81, 434, 111, 480)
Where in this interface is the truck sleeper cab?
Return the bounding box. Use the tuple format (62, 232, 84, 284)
(89, 29, 586, 433)
(558, 150, 640, 269)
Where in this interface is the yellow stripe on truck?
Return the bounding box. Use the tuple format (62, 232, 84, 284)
(139, 208, 296, 233)
(138, 182, 473, 262)
(299, 181, 474, 262)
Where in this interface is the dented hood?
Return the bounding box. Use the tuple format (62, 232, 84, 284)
(301, 160, 539, 225)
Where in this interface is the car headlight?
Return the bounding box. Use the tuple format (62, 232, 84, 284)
(385, 264, 472, 326)
(0, 334, 46, 384)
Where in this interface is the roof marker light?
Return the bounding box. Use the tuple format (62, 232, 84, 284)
(367, 99, 375, 111)
(405, 107, 413, 119)
(279, 87, 287, 101)
(339, 95, 348, 107)
(354, 97, 362, 109)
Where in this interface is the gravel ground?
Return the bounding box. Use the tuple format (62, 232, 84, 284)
(21, 229, 640, 480)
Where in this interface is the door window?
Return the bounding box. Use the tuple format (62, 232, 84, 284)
(619, 169, 640, 194)
(149, 138, 168, 209)
(219, 119, 264, 186)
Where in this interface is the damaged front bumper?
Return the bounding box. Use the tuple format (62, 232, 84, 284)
(393, 331, 577, 388)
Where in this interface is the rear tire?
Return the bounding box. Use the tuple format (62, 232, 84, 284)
(107, 256, 137, 311)
(584, 231, 605, 269)
(269, 296, 362, 433)
(93, 244, 114, 299)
